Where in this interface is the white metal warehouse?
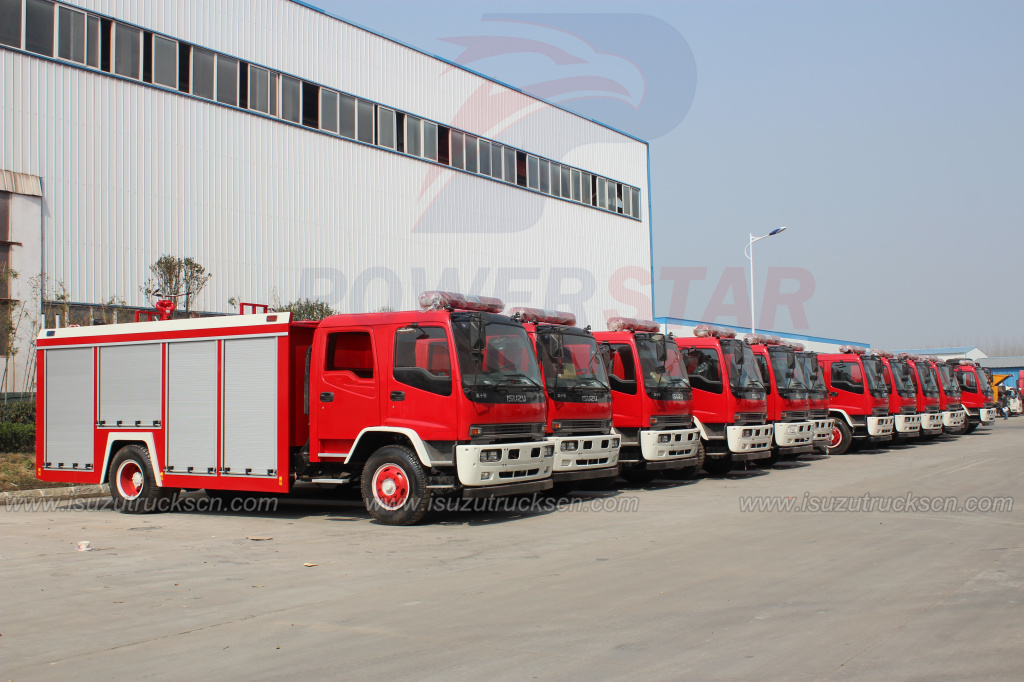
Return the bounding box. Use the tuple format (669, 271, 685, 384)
(0, 0, 653, 392)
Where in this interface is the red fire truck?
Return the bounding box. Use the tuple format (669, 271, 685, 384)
(674, 325, 773, 475)
(953, 360, 996, 433)
(929, 359, 967, 434)
(877, 353, 922, 443)
(35, 291, 557, 524)
(818, 346, 895, 454)
(905, 355, 943, 438)
(510, 307, 620, 491)
(795, 348, 834, 453)
(746, 336, 814, 465)
(594, 318, 701, 483)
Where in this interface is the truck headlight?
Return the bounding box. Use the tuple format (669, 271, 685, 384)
(658, 433, 671, 443)
(479, 449, 501, 463)
(611, 438, 620, 448)
(650, 417, 658, 426)
(543, 444, 555, 457)
(560, 440, 579, 452)
(742, 429, 752, 438)
(786, 425, 797, 434)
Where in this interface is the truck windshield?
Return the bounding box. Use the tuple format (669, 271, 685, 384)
(979, 369, 994, 397)
(451, 315, 544, 400)
(915, 363, 939, 397)
(936, 364, 959, 397)
(636, 335, 690, 390)
(768, 347, 807, 395)
(889, 360, 918, 398)
(797, 354, 827, 391)
(536, 328, 611, 395)
(861, 357, 888, 397)
(721, 339, 764, 397)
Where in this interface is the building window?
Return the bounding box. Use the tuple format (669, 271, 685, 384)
(281, 75, 301, 123)
(377, 106, 396, 149)
(550, 163, 561, 196)
(571, 169, 582, 202)
(527, 155, 539, 190)
(560, 166, 571, 199)
(320, 88, 339, 134)
(113, 23, 140, 79)
(503, 147, 516, 184)
(191, 47, 215, 99)
(622, 184, 632, 217)
(465, 135, 478, 173)
(539, 159, 550, 194)
(216, 54, 237, 106)
(25, 0, 54, 57)
(630, 187, 641, 219)
(405, 115, 422, 157)
(86, 14, 99, 67)
(356, 99, 373, 143)
(0, 0, 23, 49)
(478, 139, 491, 176)
(248, 65, 270, 113)
(450, 131, 465, 170)
(423, 121, 438, 161)
(57, 6, 85, 63)
(152, 35, 177, 88)
(339, 94, 356, 138)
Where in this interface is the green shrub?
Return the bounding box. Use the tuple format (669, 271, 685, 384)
(0, 422, 35, 453)
(0, 400, 35, 425)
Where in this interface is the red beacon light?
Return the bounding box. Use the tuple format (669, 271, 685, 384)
(839, 345, 868, 355)
(743, 333, 769, 345)
(790, 342, 806, 352)
(507, 307, 576, 326)
(418, 290, 504, 314)
(693, 324, 737, 339)
(607, 317, 660, 333)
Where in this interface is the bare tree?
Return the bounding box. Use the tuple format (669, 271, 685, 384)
(141, 256, 212, 313)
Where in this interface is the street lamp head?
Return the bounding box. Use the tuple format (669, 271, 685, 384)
(769, 226, 787, 236)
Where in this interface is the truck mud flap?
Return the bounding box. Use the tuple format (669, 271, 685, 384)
(461, 479, 552, 498)
(552, 466, 619, 483)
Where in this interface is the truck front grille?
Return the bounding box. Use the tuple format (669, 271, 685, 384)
(471, 422, 545, 442)
(781, 411, 808, 422)
(553, 419, 611, 435)
(809, 409, 829, 419)
(651, 415, 694, 430)
(872, 407, 890, 417)
(735, 412, 767, 425)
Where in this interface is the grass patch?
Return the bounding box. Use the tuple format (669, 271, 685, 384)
(0, 452, 72, 493)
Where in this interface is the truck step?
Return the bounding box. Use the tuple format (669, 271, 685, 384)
(310, 477, 351, 485)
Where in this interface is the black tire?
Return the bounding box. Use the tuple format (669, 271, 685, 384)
(755, 449, 781, 468)
(544, 482, 577, 497)
(702, 453, 733, 476)
(108, 445, 177, 514)
(667, 440, 705, 480)
(829, 420, 853, 456)
(620, 468, 658, 485)
(964, 421, 978, 434)
(360, 445, 431, 525)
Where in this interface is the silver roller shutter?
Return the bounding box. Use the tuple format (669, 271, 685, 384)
(222, 337, 278, 476)
(166, 341, 219, 475)
(44, 348, 95, 471)
(98, 344, 162, 427)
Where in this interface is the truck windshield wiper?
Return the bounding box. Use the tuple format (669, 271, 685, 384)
(495, 372, 542, 389)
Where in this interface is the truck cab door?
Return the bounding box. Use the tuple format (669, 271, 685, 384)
(387, 324, 458, 441)
(312, 328, 380, 457)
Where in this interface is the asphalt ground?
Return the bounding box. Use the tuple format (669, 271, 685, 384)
(2, 419, 1022, 681)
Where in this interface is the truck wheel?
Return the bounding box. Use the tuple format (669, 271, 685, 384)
(360, 445, 431, 525)
(964, 421, 978, 434)
(621, 468, 658, 485)
(668, 440, 705, 480)
(109, 445, 176, 514)
(755, 449, 781, 468)
(702, 453, 733, 476)
(829, 421, 853, 455)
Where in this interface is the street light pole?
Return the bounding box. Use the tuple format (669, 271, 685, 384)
(744, 227, 787, 336)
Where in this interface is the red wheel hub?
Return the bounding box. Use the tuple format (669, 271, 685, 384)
(116, 460, 145, 500)
(372, 464, 410, 511)
(830, 427, 842, 448)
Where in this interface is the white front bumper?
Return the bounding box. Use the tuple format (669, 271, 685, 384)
(726, 424, 774, 455)
(456, 440, 555, 487)
(979, 408, 996, 425)
(942, 409, 966, 428)
(920, 412, 944, 432)
(552, 434, 620, 473)
(774, 421, 814, 448)
(867, 416, 895, 437)
(639, 428, 700, 461)
(811, 418, 834, 444)
(894, 414, 922, 434)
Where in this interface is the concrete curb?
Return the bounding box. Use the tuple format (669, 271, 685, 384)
(0, 484, 109, 506)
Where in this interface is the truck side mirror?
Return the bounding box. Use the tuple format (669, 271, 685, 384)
(469, 316, 487, 355)
(547, 333, 564, 360)
(652, 335, 667, 364)
(599, 344, 613, 370)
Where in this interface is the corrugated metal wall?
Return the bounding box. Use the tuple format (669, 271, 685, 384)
(0, 0, 652, 326)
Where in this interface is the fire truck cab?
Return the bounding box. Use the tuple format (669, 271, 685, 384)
(594, 319, 701, 484)
(953, 360, 996, 432)
(928, 359, 967, 434)
(674, 325, 773, 475)
(877, 353, 922, 442)
(905, 355, 943, 437)
(36, 291, 557, 525)
(796, 349, 834, 454)
(746, 336, 815, 465)
(818, 347, 895, 455)
(511, 308, 620, 490)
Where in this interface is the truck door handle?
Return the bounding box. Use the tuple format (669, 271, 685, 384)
(830, 392, 839, 397)
(320, 392, 334, 403)
(390, 391, 406, 401)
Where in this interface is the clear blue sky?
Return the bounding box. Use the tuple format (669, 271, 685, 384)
(312, 0, 1023, 350)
